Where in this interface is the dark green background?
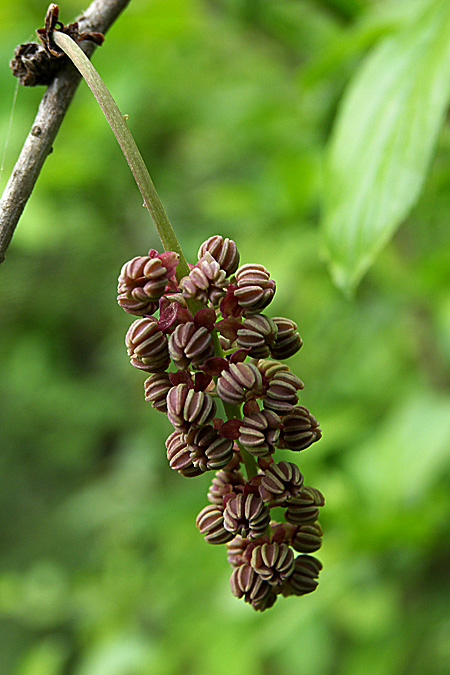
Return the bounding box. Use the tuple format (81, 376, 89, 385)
(1, 1, 450, 673)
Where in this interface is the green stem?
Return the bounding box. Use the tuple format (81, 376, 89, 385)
(52, 31, 190, 281)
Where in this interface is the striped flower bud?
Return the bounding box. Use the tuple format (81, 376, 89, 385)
(291, 522, 323, 553)
(144, 372, 172, 412)
(168, 322, 214, 370)
(196, 504, 234, 544)
(118, 254, 177, 315)
(216, 362, 264, 405)
(180, 253, 228, 306)
(254, 358, 289, 381)
(279, 405, 321, 450)
(166, 383, 216, 432)
(118, 295, 158, 317)
(230, 563, 276, 611)
(263, 370, 304, 414)
(165, 430, 203, 477)
(198, 235, 240, 276)
(270, 317, 303, 359)
(234, 264, 276, 314)
(223, 492, 270, 539)
(239, 409, 281, 457)
(281, 555, 322, 597)
(285, 486, 325, 525)
(186, 425, 234, 472)
(125, 318, 170, 373)
(236, 315, 278, 358)
(250, 542, 295, 585)
(259, 461, 304, 503)
(226, 535, 254, 567)
(208, 469, 246, 505)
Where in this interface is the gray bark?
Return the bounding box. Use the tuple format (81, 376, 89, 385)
(0, 0, 131, 263)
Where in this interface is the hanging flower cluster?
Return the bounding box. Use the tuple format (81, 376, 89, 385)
(118, 236, 324, 611)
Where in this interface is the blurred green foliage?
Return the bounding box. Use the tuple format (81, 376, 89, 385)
(1, 1, 450, 673)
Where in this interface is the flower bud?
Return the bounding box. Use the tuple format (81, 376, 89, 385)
(279, 405, 321, 450)
(291, 522, 323, 553)
(118, 253, 178, 315)
(226, 535, 254, 567)
(270, 317, 303, 359)
(198, 235, 240, 276)
(144, 372, 171, 412)
(180, 253, 228, 306)
(216, 362, 264, 405)
(165, 430, 203, 477)
(186, 425, 234, 472)
(285, 486, 325, 525)
(236, 314, 277, 358)
(239, 409, 281, 457)
(250, 542, 295, 585)
(208, 469, 246, 505)
(168, 322, 214, 370)
(166, 383, 216, 432)
(280, 555, 322, 597)
(196, 504, 234, 544)
(259, 461, 304, 503)
(230, 563, 276, 611)
(263, 371, 304, 414)
(234, 264, 276, 314)
(254, 358, 289, 381)
(125, 318, 170, 372)
(223, 492, 270, 539)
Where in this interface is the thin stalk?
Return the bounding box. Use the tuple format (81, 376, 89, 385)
(52, 30, 190, 281)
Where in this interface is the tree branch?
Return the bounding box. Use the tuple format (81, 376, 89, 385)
(0, 0, 130, 264)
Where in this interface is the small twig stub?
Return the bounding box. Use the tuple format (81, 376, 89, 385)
(10, 3, 104, 87)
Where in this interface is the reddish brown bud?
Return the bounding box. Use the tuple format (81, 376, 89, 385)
(118, 252, 179, 315)
(254, 358, 289, 381)
(236, 314, 277, 358)
(270, 317, 303, 359)
(230, 563, 276, 612)
(144, 372, 171, 412)
(198, 235, 240, 276)
(216, 362, 264, 405)
(125, 318, 170, 372)
(166, 430, 203, 477)
(280, 555, 322, 597)
(168, 322, 214, 370)
(207, 469, 246, 505)
(263, 371, 304, 414)
(280, 405, 321, 450)
(234, 264, 276, 314)
(166, 383, 216, 432)
(250, 542, 295, 585)
(196, 504, 234, 544)
(259, 461, 304, 503)
(291, 522, 323, 553)
(186, 425, 234, 472)
(285, 486, 325, 525)
(223, 492, 270, 539)
(180, 253, 228, 305)
(239, 409, 281, 457)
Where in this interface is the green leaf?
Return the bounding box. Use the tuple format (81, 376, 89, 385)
(346, 390, 450, 507)
(322, 0, 450, 295)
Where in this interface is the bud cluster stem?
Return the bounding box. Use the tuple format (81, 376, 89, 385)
(52, 31, 190, 280)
